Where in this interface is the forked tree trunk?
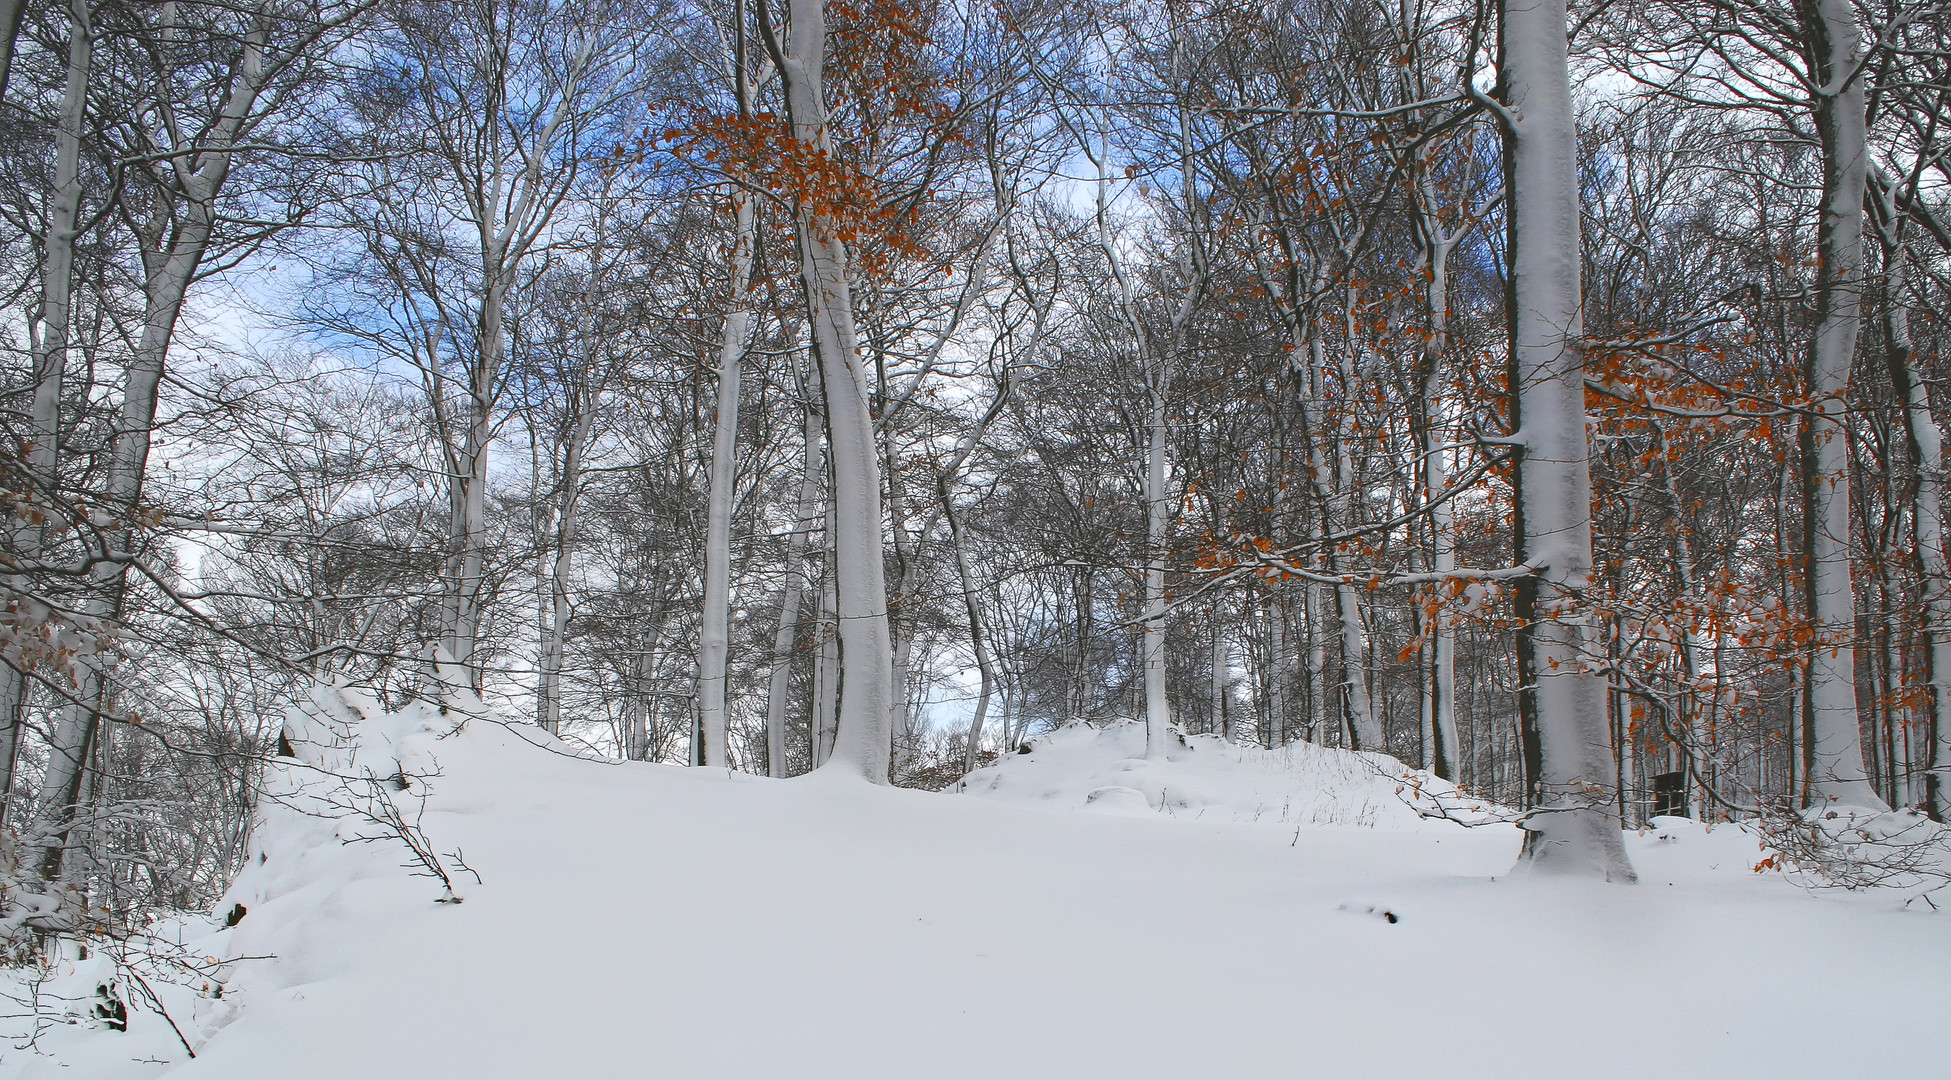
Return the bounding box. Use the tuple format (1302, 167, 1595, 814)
(440, 253, 502, 695)
(40, 10, 265, 885)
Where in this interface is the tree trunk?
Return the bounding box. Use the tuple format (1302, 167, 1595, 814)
(1304, 582, 1326, 744)
(812, 508, 840, 767)
(1141, 378, 1173, 757)
(697, 189, 758, 767)
(1499, 0, 1635, 880)
(765, 401, 826, 777)
(0, 0, 24, 100)
(441, 262, 501, 696)
(2, 0, 93, 826)
(1419, 212, 1461, 779)
(1876, 207, 1951, 818)
(1797, 0, 1883, 809)
(537, 408, 594, 735)
(1209, 612, 1228, 741)
(37, 11, 275, 885)
(781, 0, 892, 782)
(946, 487, 997, 773)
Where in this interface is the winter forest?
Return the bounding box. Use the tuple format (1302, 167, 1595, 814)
(0, 0, 1949, 1073)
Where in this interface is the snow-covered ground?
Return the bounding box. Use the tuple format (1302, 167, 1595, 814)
(5, 692, 1946, 1079)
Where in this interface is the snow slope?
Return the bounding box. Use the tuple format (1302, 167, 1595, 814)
(7, 697, 1948, 1079)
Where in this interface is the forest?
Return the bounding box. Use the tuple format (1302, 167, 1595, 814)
(0, 0, 1949, 1049)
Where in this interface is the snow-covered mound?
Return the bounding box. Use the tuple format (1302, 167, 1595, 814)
(8, 692, 1949, 1080)
(0, 680, 488, 1080)
(955, 722, 1482, 830)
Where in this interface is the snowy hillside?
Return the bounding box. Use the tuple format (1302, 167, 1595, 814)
(5, 692, 1947, 1079)
(956, 722, 1480, 829)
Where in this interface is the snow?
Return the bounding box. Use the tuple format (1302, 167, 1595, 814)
(4, 697, 1947, 1079)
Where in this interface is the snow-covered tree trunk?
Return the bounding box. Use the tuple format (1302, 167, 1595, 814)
(1141, 380, 1173, 758)
(38, 204, 210, 881)
(1265, 598, 1287, 746)
(35, 5, 311, 885)
(1656, 432, 1713, 819)
(765, 400, 826, 776)
(1296, 334, 1379, 751)
(416, 20, 602, 700)
(2, 0, 92, 821)
(27, 0, 88, 490)
(697, 189, 758, 767)
(1086, 106, 1199, 760)
(537, 407, 594, 735)
(887, 497, 919, 774)
(812, 552, 840, 767)
(1874, 200, 1951, 819)
(25, 0, 100, 869)
(1332, 580, 1379, 749)
(1497, 0, 1635, 880)
(628, 645, 657, 760)
(1797, 0, 1883, 809)
(1210, 614, 1228, 741)
(1426, 439, 1459, 775)
(0, 0, 24, 99)
(1094, 166, 1175, 757)
(1905, 340, 1951, 817)
(945, 486, 997, 773)
(779, 0, 892, 782)
(1325, 334, 1382, 752)
(38, 201, 199, 884)
(1418, 204, 1462, 779)
(1304, 582, 1326, 743)
(38, 39, 256, 880)
(439, 243, 506, 696)
(1066, 575, 1092, 727)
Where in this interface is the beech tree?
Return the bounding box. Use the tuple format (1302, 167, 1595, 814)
(1491, 0, 1636, 878)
